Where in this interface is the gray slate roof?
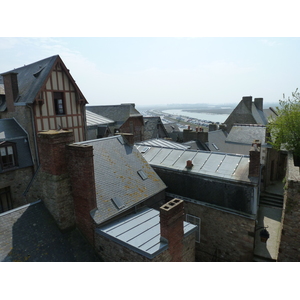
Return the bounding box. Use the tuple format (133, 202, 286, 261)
(86, 109, 114, 127)
(86, 104, 142, 125)
(96, 207, 196, 259)
(0, 201, 99, 262)
(0, 55, 87, 112)
(74, 136, 166, 225)
(143, 117, 168, 140)
(0, 118, 33, 172)
(138, 146, 255, 184)
(208, 125, 266, 155)
(136, 138, 190, 150)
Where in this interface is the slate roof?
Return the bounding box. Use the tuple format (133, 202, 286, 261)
(0, 201, 99, 262)
(96, 207, 197, 259)
(163, 123, 180, 133)
(86, 109, 114, 127)
(0, 55, 87, 112)
(74, 136, 167, 225)
(86, 104, 142, 126)
(136, 138, 190, 150)
(143, 117, 168, 140)
(208, 125, 267, 155)
(0, 118, 33, 172)
(138, 146, 256, 184)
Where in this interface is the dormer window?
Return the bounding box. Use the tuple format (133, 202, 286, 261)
(0, 142, 18, 170)
(54, 92, 65, 115)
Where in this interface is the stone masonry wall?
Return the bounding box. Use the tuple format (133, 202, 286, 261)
(94, 231, 195, 262)
(0, 167, 34, 208)
(278, 153, 300, 262)
(184, 201, 255, 262)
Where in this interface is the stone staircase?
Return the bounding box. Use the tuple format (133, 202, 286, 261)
(259, 191, 284, 209)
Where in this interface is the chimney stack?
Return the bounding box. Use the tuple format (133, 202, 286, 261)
(2, 72, 19, 112)
(254, 98, 263, 111)
(118, 133, 134, 146)
(242, 96, 252, 112)
(160, 198, 184, 262)
(249, 140, 261, 177)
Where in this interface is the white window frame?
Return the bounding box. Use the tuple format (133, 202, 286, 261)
(186, 214, 201, 243)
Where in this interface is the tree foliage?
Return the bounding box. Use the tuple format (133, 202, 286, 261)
(267, 89, 300, 157)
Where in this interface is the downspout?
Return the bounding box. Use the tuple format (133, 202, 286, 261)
(23, 104, 40, 199)
(26, 103, 40, 167)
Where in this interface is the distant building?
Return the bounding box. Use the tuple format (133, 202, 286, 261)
(86, 103, 144, 142)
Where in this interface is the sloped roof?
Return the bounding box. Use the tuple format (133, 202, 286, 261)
(226, 124, 266, 145)
(0, 55, 87, 112)
(136, 138, 190, 150)
(0, 201, 99, 262)
(0, 118, 33, 171)
(144, 116, 168, 140)
(96, 207, 196, 259)
(251, 103, 268, 125)
(86, 104, 142, 125)
(163, 123, 180, 133)
(138, 146, 256, 184)
(74, 136, 166, 225)
(86, 109, 114, 127)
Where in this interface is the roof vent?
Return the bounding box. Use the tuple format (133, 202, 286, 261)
(186, 160, 193, 169)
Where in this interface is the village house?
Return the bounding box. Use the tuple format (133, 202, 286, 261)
(143, 116, 169, 140)
(0, 55, 88, 211)
(136, 141, 263, 261)
(86, 103, 144, 142)
(6, 129, 196, 262)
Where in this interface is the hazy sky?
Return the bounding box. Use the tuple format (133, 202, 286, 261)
(1, 37, 299, 107)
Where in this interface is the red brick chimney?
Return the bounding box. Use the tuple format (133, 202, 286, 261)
(249, 140, 261, 177)
(37, 130, 75, 230)
(2, 72, 19, 112)
(67, 143, 97, 245)
(160, 198, 184, 262)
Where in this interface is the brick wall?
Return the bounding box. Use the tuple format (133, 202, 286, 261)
(67, 143, 97, 245)
(184, 201, 255, 261)
(278, 153, 300, 261)
(28, 130, 76, 230)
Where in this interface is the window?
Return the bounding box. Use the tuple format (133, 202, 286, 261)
(0, 142, 17, 170)
(53, 92, 65, 115)
(186, 214, 201, 243)
(137, 170, 148, 180)
(0, 187, 13, 213)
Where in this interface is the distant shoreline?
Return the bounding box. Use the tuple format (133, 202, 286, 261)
(182, 108, 233, 115)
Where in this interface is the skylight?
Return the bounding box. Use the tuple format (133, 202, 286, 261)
(111, 197, 125, 209)
(137, 170, 148, 180)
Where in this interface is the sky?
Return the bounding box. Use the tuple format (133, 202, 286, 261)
(1, 2, 299, 110)
(2, 37, 299, 108)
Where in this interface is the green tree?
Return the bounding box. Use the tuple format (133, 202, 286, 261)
(267, 89, 300, 158)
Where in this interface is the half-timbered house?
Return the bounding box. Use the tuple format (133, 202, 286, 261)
(0, 55, 88, 211)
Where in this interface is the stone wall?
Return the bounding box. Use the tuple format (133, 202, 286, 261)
(184, 201, 255, 262)
(94, 231, 195, 262)
(0, 167, 34, 208)
(277, 153, 300, 262)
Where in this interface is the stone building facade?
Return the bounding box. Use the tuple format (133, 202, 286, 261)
(277, 153, 300, 262)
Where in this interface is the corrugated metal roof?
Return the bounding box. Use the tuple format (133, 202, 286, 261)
(86, 109, 114, 126)
(136, 138, 190, 150)
(74, 136, 167, 225)
(138, 146, 252, 184)
(96, 207, 197, 259)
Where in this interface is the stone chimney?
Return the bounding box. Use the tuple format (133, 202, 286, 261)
(67, 142, 97, 245)
(254, 98, 263, 111)
(242, 96, 253, 112)
(249, 140, 261, 177)
(160, 198, 184, 262)
(37, 130, 75, 230)
(2, 72, 19, 112)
